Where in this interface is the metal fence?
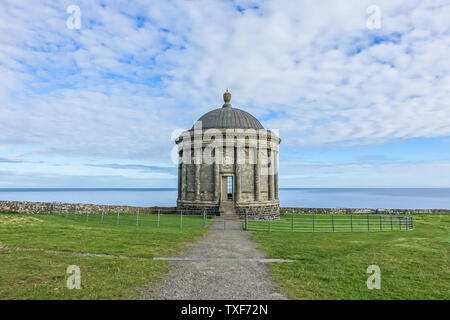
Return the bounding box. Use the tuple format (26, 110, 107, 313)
(245, 214, 413, 233)
(53, 203, 243, 230)
(57, 207, 211, 230)
(52, 204, 413, 233)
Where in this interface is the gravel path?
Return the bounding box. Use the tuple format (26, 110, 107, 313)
(142, 220, 287, 300)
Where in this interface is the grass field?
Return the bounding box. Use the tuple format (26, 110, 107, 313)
(1, 212, 448, 300)
(0, 212, 211, 299)
(252, 214, 450, 299)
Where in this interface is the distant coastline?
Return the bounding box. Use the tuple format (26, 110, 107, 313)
(0, 187, 448, 190)
(0, 188, 178, 191)
(0, 187, 449, 191)
(0, 188, 449, 209)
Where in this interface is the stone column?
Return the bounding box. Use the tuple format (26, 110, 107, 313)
(177, 162, 182, 200)
(235, 147, 241, 202)
(268, 149, 275, 200)
(274, 150, 279, 200)
(214, 153, 220, 201)
(194, 164, 201, 200)
(254, 147, 260, 201)
(182, 163, 187, 200)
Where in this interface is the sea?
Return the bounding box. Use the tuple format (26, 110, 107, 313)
(0, 188, 449, 209)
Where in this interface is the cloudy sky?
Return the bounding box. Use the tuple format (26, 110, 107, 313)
(0, 0, 449, 188)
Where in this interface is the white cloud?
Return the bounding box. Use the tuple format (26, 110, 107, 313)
(280, 160, 450, 188)
(0, 0, 449, 187)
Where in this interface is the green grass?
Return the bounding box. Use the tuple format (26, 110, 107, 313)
(252, 214, 450, 299)
(247, 214, 413, 232)
(0, 212, 211, 299)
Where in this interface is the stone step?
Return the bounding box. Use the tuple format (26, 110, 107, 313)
(217, 201, 241, 221)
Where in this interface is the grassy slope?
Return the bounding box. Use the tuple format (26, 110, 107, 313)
(252, 214, 449, 299)
(0, 213, 210, 299)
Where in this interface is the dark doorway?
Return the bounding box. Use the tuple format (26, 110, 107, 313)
(227, 176, 233, 200)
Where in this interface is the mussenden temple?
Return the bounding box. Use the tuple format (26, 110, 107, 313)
(175, 90, 281, 220)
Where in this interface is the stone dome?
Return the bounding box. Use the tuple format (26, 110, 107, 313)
(191, 90, 264, 130)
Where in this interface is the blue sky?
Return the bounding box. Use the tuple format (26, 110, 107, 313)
(0, 0, 449, 188)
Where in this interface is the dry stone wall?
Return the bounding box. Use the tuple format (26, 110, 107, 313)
(0, 200, 448, 216)
(280, 207, 450, 215)
(235, 203, 280, 220)
(0, 201, 176, 215)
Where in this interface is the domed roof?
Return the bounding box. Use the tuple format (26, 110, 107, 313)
(191, 90, 264, 130)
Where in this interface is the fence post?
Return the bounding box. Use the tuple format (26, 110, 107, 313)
(158, 209, 160, 227)
(268, 218, 271, 232)
(245, 209, 248, 230)
(350, 215, 353, 232)
(367, 215, 370, 232)
(180, 210, 183, 230)
(101, 208, 104, 224)
(380, 215, 382, 231)
(410, 216, 413, 230)
(399, 216, 402, 230)
(203, 210, 206, 227)
(312, 215, 315, 232)
(117, 212, 120, 225)
(291, 215, 294, 232)
(390, 215, 393, 230)
(136, 209, 140, 227)
(75, 206, 78, 220)
(332, 215, 334, 232)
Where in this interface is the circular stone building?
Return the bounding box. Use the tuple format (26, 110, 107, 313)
(175, 91, 281, 220)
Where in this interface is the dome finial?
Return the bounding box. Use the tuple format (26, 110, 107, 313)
(223, 89, 231, 107)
